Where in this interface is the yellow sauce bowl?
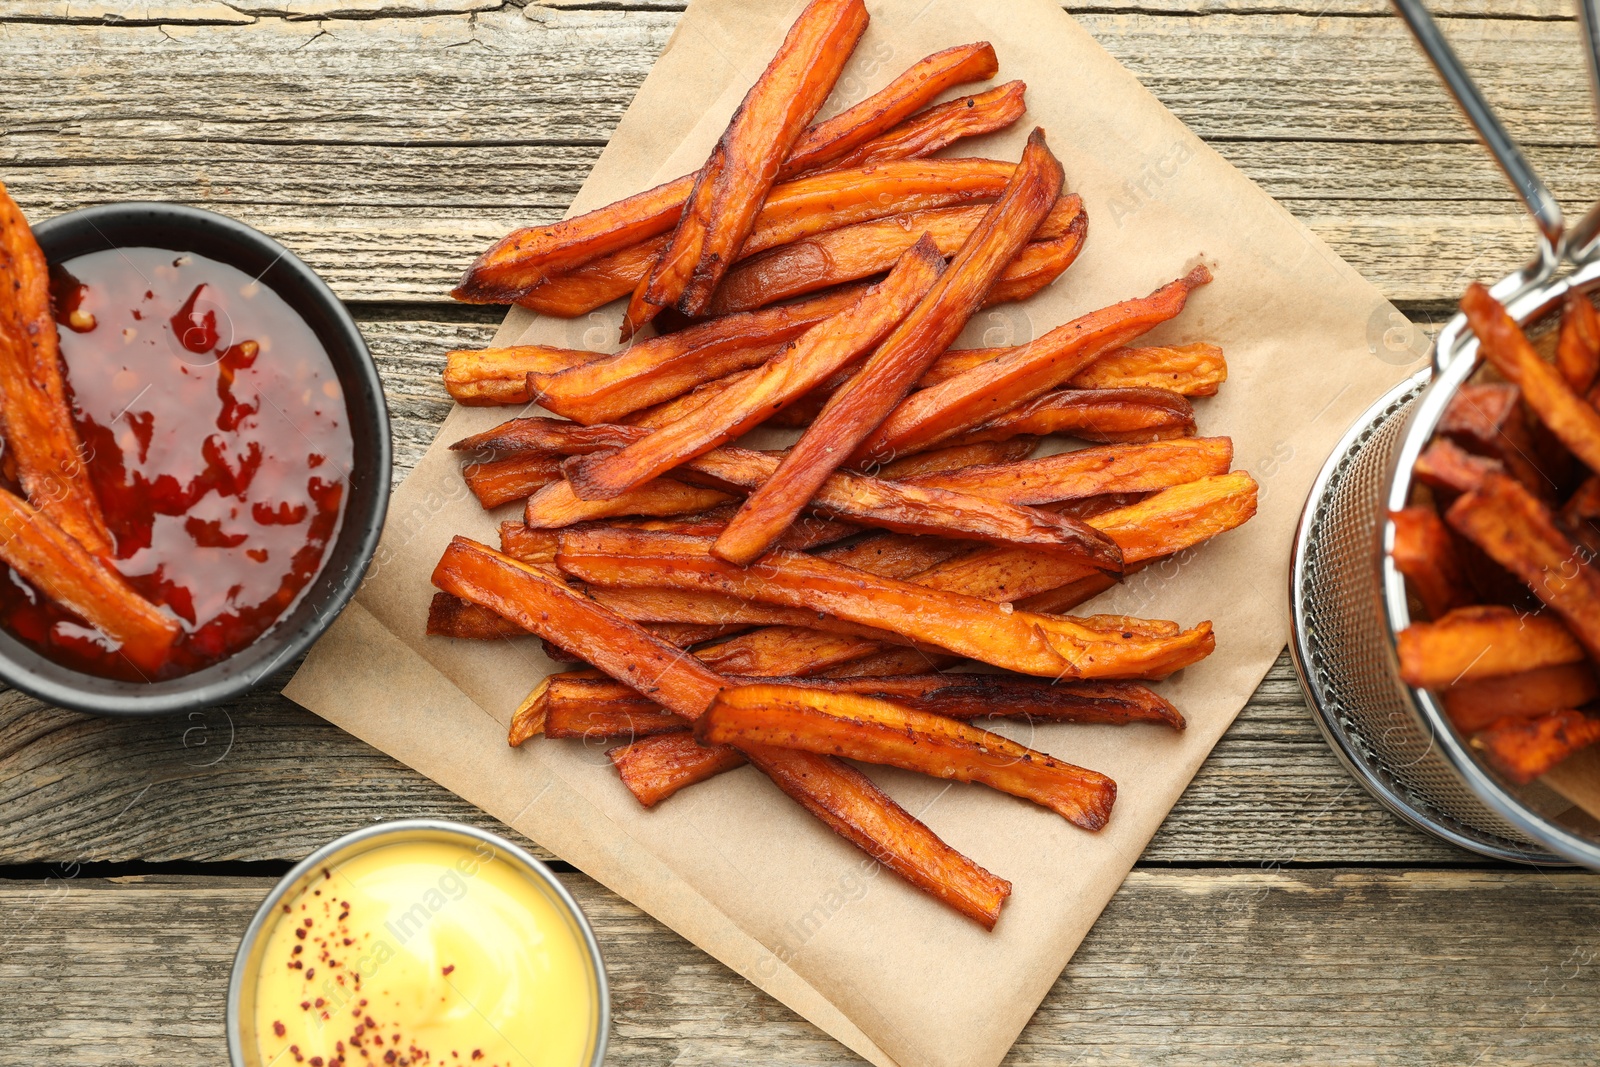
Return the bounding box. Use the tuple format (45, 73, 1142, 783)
(227, 821, 608, 1067)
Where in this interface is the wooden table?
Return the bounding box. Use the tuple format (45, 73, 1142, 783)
(3, 3, 1600, 1063)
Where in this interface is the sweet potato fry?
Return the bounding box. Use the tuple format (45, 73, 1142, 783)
(621, 0, 872, 334)
(1462, 282, 1600, 474)
(1438, 383, 1553, 498)
(525, 476, 734, 526)
(566, 238, 945, 499)
(829, 80, 1027, 171)
(501, 521, 559, 563)
(1562, 473, 1600, 559)
(874, 439, 1038, 479)
(1473, 707, 1600, 784)
(582, 584, 917, 644)
(462, 454, 565, 509)
(529, 436, 1123, 566)
(0, 487, 177, 670)
(785, 43, 999, 175)
(452, 417, 635, 457)
(692, 473, 1256, 678)
(1413, 437, 1502, 495)
(714, 129, 1066, 565)
(530, 288, 861, 425)
(558, 529, 1211, 679)
(1390, 505, 1469, 620)
(707, 195, 1084, 316)
(699, 684, 1118, 829)
(442, 344, 600, 406)
(427, 591, 534, 640)
(527, 672, 1183, 742)
(1447, 472, 1600, 659)
(456, 52, 1010, 305)
(1397, 605, 1585, 689)
(0, 185, 113, 553)
(433, 535, 1011, 925)
(981, 216, 1092, 306)
(608, 733, 748, 806)
(920, 342, 1227, 396)
(856, 267, 1213, 462)
(952, 387, 1197, 446)
(1557, 290, 1600, 395)
(542, 677, 690, 741)
(1442, 663, 1600, 733)
(902, 437, 1233, 506)
(519, 158, 1016, 319)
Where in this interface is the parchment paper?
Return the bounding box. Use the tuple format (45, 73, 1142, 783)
(286, 2, 1426, 1064)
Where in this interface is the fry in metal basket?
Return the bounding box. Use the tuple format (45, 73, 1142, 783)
(1397, 604, 1584, 689)
(1557, 289, 1600, 395)
(1473, 708, 1600, 784)
(1389, 505, 1469, 620)
(1442, 663, 1600, 733)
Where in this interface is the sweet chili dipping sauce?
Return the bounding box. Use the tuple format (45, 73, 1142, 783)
(0, 248, 353, 681)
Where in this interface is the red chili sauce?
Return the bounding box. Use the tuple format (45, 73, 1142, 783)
(0, 248, 352, 681)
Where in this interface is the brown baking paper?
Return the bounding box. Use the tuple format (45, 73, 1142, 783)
(285, 2, 1426, 1064)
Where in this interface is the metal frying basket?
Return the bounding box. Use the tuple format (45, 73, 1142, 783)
(1288, 0, 1600, 865)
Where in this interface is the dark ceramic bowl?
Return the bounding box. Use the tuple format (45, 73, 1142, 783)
(13, 203, 391, 716)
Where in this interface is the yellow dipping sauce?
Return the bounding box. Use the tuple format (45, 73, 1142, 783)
(248, 838, 600, 1067)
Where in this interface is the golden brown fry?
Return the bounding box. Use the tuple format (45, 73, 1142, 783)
(501, 520, 559, 563)
(541, 676, 690, 741)
(457, 55, 1011, 305)
(1413, 437, 1502, 495)
(567, 239, 945, 499)
(452, 417, 635, 457)
(1443, 663, 1600, 733)
(621, 0, 872, 334)
(829, 80, 1027, 171)
(1473, 708, 1600, 784)
(1446, 472, 1600, 659)
(950, 387, 1196, 446)
(707, 195, 1084, 317)
(714, 128, 1067, 565)
(0, 183, 114, 553)
(1462, 282, 1600, 474)
(530, 289, 860, 425)
(0, 487, 177, 670)
(1389, 505, 1469, 620)
(557, 529, 1211, 679)
(1558, 290, 1600, 395)
(462, 454, 565, 509)
(856, 267, 1213, 462)
(433, 535, 1013, 926)
(903, 437, 1233, 506)
(442, 344, 600, 406)
(781, 43, 1000, 177)
(699, 684, 1118, 829)
(1397, 605, 1584, 689)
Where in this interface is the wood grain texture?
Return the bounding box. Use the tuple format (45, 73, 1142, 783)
(3, 869, 1597, 1065)
(2, 9, 1595, 303)
(0, 654, 1463, 867)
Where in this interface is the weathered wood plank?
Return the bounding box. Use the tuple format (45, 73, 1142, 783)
(0, 653, 1465, 867)
(3, 868, 1596, 1064)
(2, 11, 1596, 303)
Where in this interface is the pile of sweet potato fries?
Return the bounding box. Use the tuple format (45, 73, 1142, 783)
(0, 185, 179, 672)
(431, 0, 1258, 927)
(1397, 283, 1600, 787)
